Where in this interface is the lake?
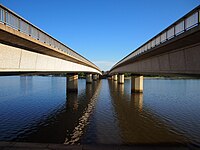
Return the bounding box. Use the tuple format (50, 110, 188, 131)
(0, 76, 200, 147)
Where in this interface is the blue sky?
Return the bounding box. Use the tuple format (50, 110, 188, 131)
(1, 0, 199, 71)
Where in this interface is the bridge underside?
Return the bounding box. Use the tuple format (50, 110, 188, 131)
(110, 26, 200, 77)
(0, 23, 82, 66)
(0, 43, 101, 75)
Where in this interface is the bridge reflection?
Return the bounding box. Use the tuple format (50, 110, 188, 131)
(18, 79, 101, 144)
(131, 93, 143, 112)
(108, 79, 186, 145)
(2, 77, 192, 145)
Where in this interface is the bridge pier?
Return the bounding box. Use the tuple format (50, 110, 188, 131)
(96, 74, 99, 80)
(113, 75, 118, 81)
(131, 76, 143, 93)
(118, 74, 124, 84)
(67, 74, 78, 92)
(93, 74, 98, 81)
(86, 74, 93, 84)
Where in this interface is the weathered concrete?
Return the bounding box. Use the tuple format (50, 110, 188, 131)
(0, 43, 101, 74)
(67, 74, 78, 92)
(93, 74, 98, 81)
(86, 74, 93, 83)
(113, 74, 118, 81)
(131, 76, 143, 93)
(118, 74, 124, 84)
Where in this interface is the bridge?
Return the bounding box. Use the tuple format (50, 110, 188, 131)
(0, 4, 101, 92)
(110, 5, 200, 93)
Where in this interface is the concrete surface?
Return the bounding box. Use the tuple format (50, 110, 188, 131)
(118, 74, 124, 84)
(110, 26, 200, 76)
(0, 142, 196, 150)
(0, 43, 101, 74)
(131, 76, 143, 93)
(0, 22, 100, 73)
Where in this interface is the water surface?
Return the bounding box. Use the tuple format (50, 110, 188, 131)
(0, 76, 200, 147)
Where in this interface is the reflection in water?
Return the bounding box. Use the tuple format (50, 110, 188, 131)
(1, 77, 200, 146)
(66, 92, 78, 111)
(20, 76, 33, 94)
(82, 80, 122, 144)
(82, 79, 187, 145)
(86, 83, 93, 98)
(117, 83, 124, 96)
(131, 93, 143, 112)
(64, 81, 102, 144)
(0, 77, 102, 144)
(112, 80, 118, 92)
(24, 79, 102, 144)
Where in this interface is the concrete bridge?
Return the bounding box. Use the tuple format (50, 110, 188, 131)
(110, 5, 200, 93)
(0, 4, 101, 92)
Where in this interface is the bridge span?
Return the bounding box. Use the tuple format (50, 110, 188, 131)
(110, 5, 200, 93)
(0, 4, 101, 92)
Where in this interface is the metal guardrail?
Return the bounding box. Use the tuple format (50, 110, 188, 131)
(0, 4, 100, 72)
(111, 5, 200, 70)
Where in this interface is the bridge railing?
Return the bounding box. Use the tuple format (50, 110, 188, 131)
(0, 4, 100, 72)
(111, 5, 200, 70)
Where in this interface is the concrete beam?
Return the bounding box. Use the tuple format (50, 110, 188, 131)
(110, 26, 200, 76)
(0, 19, 101, 73)
(110, 43, 200, 76)
(0, 43, 101, 74)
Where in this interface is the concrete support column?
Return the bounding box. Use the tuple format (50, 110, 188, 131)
(113, 75, 118, 81)
(67, 74, 78, 92)
(86, 74, 93, 84)
(97, 74, 100, 80)
(131, 76, 143, 93)
(93, 74, 98, 81)
(118, 74, 124, 84)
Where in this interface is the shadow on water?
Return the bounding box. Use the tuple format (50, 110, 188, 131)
(12, 78, 101, 144)
(107, 79, 188, 145)
(1, 77, 200, 148)
(64, 81, 102, 144)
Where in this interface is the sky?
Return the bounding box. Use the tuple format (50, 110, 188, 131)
(1, 0, 199, 71)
